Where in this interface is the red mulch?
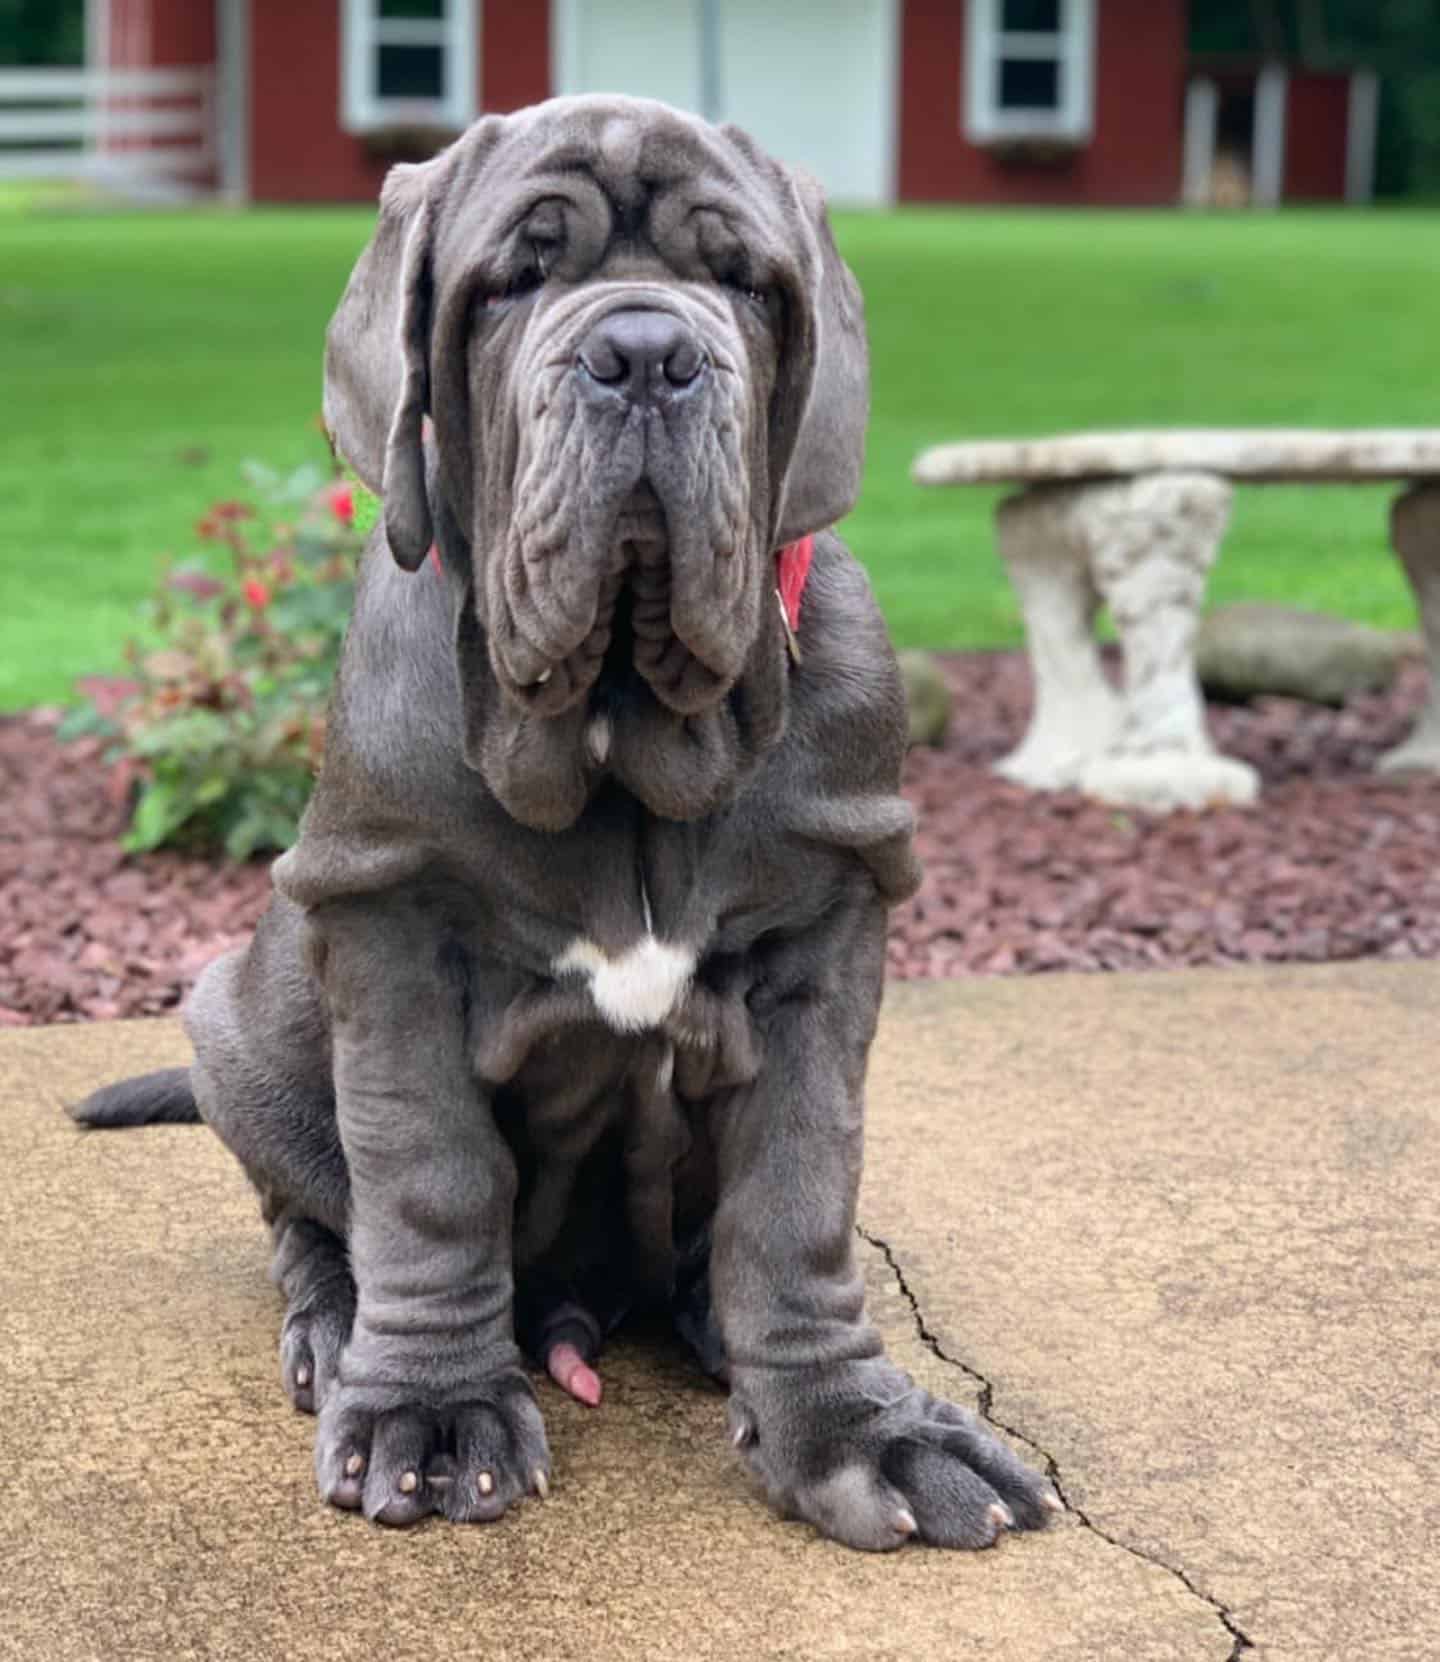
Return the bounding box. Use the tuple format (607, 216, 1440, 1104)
(3, 652, 1439, 1026)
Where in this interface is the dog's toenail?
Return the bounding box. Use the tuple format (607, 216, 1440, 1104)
(533, 1468, 549, 1500)
(478, 1470, 494, 1496)
(399, 1470, 418, 1494)
(535, 668, 552, 685)
(894, 1508, 918, 1536)
(988, 1502, 1014, 1532)
(1042, 1490, 1065, 1514)
(345, 1452, 365, 1478)
(295, 1366, 311, 1388)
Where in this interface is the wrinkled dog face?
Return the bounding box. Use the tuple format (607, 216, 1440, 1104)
(325, 97, 867, 825)
(471, 195, 777, 720)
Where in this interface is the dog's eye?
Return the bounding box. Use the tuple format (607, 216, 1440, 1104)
(722, 276, 770, 311)
(484, 264, 545, 309)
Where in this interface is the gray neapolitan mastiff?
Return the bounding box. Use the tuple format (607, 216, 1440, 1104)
(74, 95, 1057, 1549)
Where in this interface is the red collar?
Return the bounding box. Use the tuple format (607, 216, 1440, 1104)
(776, 534, 815, 634)
(428, 532, 816, 646)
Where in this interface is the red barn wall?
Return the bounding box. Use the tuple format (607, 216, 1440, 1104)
(898, 0, 1187, 204)
(1285, 72, 1349, 201)
(481, 1, 550, 112)
(248, 0, 549, 203)
(104, 0, 211, 67)
(147, 0, 215, 65)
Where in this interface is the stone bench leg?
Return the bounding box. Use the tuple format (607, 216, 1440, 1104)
(992, 485, 1122, 789)
(1379, 482, 1440, 774)
(995, 472, 1259, 811)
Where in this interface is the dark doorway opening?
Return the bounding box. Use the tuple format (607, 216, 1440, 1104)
(1212, 81, 1256, 205)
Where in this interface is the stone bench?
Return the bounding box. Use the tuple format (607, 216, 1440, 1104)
(912, 430, 1440, 810)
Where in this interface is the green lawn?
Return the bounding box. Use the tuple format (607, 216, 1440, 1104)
(2, 203, 1438, 709)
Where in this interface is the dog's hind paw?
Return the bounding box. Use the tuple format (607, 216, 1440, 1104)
(314, 1367, 551, 1527)
(280, 1285, 353, 1416)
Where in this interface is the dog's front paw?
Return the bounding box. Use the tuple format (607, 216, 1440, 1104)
(315, 1363, 550, 1527)
(730, 1358, 1061, 1552)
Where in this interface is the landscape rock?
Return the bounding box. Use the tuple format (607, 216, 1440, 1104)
(1196, 603, 1411, 706)
(4, 653, 1440, 1025)
(898, 650, 953, 747)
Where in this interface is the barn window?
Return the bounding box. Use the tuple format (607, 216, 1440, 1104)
(964, 0, 1096, 144)
(341, 0, 477, 135)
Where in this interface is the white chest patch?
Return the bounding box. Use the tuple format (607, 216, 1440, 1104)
(552, 934, 696, 1033)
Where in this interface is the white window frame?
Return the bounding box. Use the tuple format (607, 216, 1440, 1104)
(341, 0, 477, 135)
(964, 0, 1095, 145)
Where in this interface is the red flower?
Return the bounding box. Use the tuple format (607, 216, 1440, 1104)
(327, 483, 355, 527)
(242, 579, 271, 609)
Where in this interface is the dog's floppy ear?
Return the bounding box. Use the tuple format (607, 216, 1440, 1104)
(770, 167, 870, 546)
(324, 160, 438, 572)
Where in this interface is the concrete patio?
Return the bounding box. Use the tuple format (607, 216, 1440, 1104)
(3, 962, 1436, 1661)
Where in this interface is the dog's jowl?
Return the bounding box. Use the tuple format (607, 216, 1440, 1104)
(73, 96, 1058, 1549)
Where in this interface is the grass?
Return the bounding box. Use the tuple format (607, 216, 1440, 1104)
(2, 203, 1438, 709)
(843, 208, 1440, 649)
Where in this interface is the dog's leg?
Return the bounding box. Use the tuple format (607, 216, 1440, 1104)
(672, 1225, 728, 1383)
(513, 1180, 645, 1408)
(710, 900, 1060, 1552)
(268, 1209, 355, 1415)
(515, 1286, 606, 1406)
(181, 923, 359, 1419)
(309, 894, 549, 1527)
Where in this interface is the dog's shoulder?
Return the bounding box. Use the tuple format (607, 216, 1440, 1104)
(754, 530, 921, 906)
(780, 529, 909, 792)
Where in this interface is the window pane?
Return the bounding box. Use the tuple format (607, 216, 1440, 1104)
(1001, 0, 1060, 32)
(997, 56, 1060, 110)
(378, 43, 445, 99)
(379, 0, 445, 18)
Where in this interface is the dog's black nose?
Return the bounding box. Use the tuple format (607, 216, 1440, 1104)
(577, 310, 706, 402)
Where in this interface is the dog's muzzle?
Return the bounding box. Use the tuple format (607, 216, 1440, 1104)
(492, 295, 755, 724)
(575, 309, 709, 409)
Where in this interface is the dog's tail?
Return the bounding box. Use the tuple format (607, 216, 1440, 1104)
(68, 1067, 201, 1129)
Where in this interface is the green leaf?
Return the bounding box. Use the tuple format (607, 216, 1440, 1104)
(269, 581, 354, 636)
(123, 779, 197, 852)
(293, 530, 336, 566)
(127, 709, 232, 758)
(352, 485, 381, 536)
(55, 704, 119, 741)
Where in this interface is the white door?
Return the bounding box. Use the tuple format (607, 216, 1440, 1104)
(551, 0, 897, 205)
(552, 0, 704, 112)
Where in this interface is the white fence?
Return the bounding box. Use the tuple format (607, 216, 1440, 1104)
(0, 65, 216, 193)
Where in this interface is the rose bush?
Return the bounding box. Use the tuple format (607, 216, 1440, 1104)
(65, 462, 375, 859)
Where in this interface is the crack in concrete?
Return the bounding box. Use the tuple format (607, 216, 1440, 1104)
(856, 1224, 1255, 1661)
